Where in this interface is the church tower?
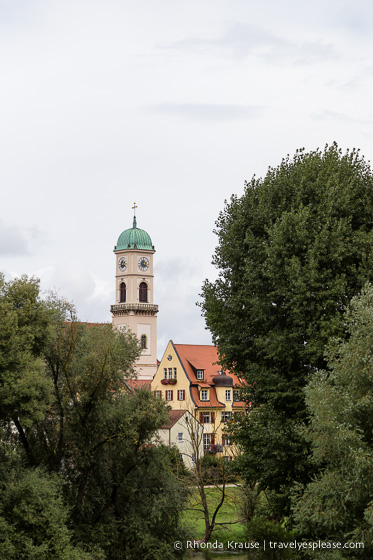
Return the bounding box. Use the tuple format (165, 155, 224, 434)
(111, 207, 158, 380)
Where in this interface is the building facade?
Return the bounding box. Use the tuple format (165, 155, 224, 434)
(151, 341, 247, 460)
(157, 409, 204, 469)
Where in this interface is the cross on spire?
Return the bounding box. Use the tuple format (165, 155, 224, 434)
(132, 202, 137, 228)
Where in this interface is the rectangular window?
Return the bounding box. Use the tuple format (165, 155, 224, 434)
(233, 390, 241, 402)
(203, 412, 211, 424)
(223, 435, 231, 446)
(225, 390, 231, 402)
(168, 368, 173, 379)
(203, 433, 210, 450)
(173, 367, 177, 379)
(155, 390, 162, 399)
(196, 370, 204, 380)
(164, 368, 167, 379)
(178, 390, 185, 401)
(178, 432, 183, 442)
(221, 411, 232, 423)
(166, 390, 173, 401)
(201, 389, 208, 401)
(221, 412, 232, 424)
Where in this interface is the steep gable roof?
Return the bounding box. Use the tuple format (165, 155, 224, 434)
(173, 344, 242, 387)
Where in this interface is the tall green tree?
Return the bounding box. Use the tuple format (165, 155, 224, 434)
(200, 144, 373, 513)
(0, 275, 188, 559)
(293, 283, 373, 558)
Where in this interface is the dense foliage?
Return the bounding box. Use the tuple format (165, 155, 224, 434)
(293, 284, 373, 558)
(0, 274, 187, 559)
(200, 144, 373, 513)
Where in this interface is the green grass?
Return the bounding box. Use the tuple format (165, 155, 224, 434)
(182, 486, 247, 546)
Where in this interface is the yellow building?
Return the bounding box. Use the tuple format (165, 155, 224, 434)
(151, 341, 247, 460)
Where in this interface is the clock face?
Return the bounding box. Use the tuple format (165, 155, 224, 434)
(138, 256, 150, 271)
(118, 257, 127, 272)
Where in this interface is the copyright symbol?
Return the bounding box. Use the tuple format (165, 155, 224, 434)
(174, 541, 182, 550)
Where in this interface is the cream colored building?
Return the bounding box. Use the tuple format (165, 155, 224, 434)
(152, 341, 247, 460)
(111, 214, 158, 379)
(157, 409, 204, 469)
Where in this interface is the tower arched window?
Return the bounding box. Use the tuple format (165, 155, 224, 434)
(140, 334, 147, 349)
(120, 282, 126, 303)
(139, 282, 148, 303)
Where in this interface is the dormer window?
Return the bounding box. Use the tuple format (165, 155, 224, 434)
(225, 390, 232, 402)
(196, 370, 204, 380)
(201, 389, 208, 401)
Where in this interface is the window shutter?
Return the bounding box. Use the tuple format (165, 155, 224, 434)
(170, 390, 173, 400)
(211, 411, 215, 423)
(211, 434, 215, 445)
(199, 412, 203, 423)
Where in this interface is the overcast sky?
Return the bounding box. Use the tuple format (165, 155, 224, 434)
(1, 0, 373, 356)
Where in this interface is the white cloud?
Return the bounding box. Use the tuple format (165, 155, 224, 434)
(161, 22, 338, 65)
(149, 103, 263, 122)
(0, 220, 44, 255)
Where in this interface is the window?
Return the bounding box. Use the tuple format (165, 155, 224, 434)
(203, 412, 211, 424)
(177, 432, 183, 442)
(233, 390, 241, 402)
(177, 390, 185, 401)
(166, 390, 173, 401)
(163, 368, 167, 379)
(119, 282, 126, 303)
(155, 390, 162, 399)
(140, 334, 147, 349)
(139, 282, 148, 302)
(173, 367, 177, 379)
(200, 411, 215, 424)
(203, 433, 210, 450)
(196, 370, 204, 380)
(201, 389, 208, 401)
(221, 411, 232, 423)
(225, 390, 231, 402)
(223, 435, 231, 446)
(168, 368, 173, 379)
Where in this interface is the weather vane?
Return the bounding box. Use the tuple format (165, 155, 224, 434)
(132, 202, 138, 228)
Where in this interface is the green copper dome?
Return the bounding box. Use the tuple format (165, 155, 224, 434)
(115, 217, 153, 251)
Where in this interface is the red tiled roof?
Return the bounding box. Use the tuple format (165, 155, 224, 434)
(190, 386, 224, 408)
(160, 409, 186, 429)
(174, 344, 243, 387)
(233, 401, 247, 408)
(126, 379, 152, 391)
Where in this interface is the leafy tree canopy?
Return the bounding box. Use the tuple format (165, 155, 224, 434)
(200, 144, 373, 503)
(293, 283, 373, 558)
(0, 274, 187, 559)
